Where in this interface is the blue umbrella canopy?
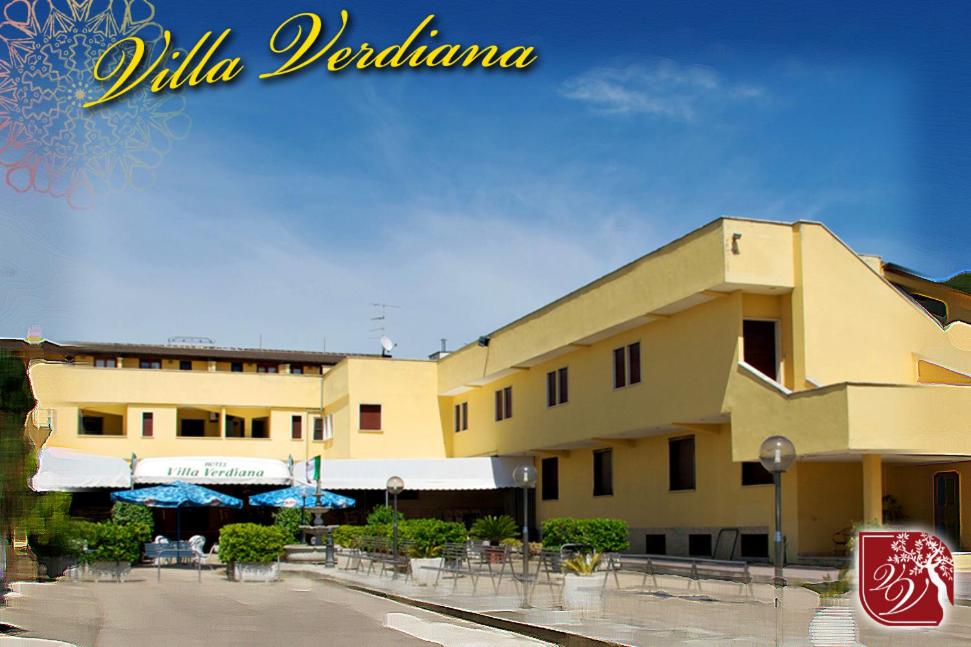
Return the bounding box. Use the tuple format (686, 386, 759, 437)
(111, 481, 243, 509)
(248, 485, 355, 509)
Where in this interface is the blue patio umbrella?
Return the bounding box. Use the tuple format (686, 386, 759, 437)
(248, 485, 355, 510)
(112, 481, 243, 542)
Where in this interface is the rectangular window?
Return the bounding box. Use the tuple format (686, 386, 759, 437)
(645, 534, 666, 555)
(257, 365, 278, 373)
(741, 461, 774, 486)
(291, 415, 302, 440)
(179, 360, 192, 371)
(94, 358, 116, 368)
(251, 418, 268, 438)
(181, 419, 205, 437)
(454, 402, 468, 432)
(541, 457, 559, 500)
(226, 415, 244, 437)
(360, 404, 382, 430)
(495, 387, 513, 421)
(80, 415, 104, 434)
(688, 533, 712, 557)
(547, 368, 569, 407)
(142, 412, 153, 438)
(313, 416, 323, 441)
(139, 359, 161, 369)
(628, 342, 641, 385)
(291, 366, 303, 375)
(614, 343, 641, 388)
(613, 347, 626, 388)
(593, 448, 613, 496)
(742, 320, 778, 381)
(669, 436, 696, 491)
(740, 534, 769, 559)
(231, 362, 243, 372)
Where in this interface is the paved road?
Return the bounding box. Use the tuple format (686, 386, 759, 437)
(0, 568, 543, 647)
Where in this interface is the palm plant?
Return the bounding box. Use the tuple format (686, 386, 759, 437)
(469, 515, 518, 545)
(562, 552, 602, 576)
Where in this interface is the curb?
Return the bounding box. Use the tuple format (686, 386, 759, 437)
(282, 569, 628, 647)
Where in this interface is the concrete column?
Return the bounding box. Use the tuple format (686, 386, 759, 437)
(220, 406, 227, 437)
(862, 454, 883, 525)
(208, 360, 216, 372)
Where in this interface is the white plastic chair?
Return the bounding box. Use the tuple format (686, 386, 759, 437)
(154, 535, 169, 544)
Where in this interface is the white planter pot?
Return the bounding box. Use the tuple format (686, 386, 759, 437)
(88, 561, 132, 582)
(561, 573, 607, 611)
(410, 558, 443, 586)
(232, 561, 280, 582)
(808, 595, 858, 646)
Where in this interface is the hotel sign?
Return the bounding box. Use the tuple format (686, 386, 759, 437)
(134, 456, 291, 485)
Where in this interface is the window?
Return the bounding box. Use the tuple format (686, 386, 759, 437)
(645, 534, 666, 555)
(80, 415, 104, 434)
(139, 359, 161, 369)
(251, 418, 268, 438)
(313, 416, 323, 441)
(142, 412, 153, 437)
(740, 533, 769, 559)
(312, 415, 333, 441)
(257, 365, 278, 373)
(688, 533, 712, 557)
(669, 436, 696, 491)
(94, 358, 116, 368)
(231, 362, 243, 372)
(593, 448, 613, 496)
(613, 342, 641, 388)
(226, 415, 244, 437)
(541, 457, 559, 500)
(291, 415, 302, 440)
(179, 360, 192, 371)
(742, 320, 778, 381)
(291, 365, 304, 375)
(546, 367, 568, 407)
(181, 419, 204, 437)
(741, 461, 774, 486)
(908, 292, 948, 323)
(360, 404, 382, 430)
(454, 402, 468, 432)
(495, 387, 513, 421)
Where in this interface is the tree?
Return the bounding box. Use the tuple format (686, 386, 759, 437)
(889, 532, 954, 614)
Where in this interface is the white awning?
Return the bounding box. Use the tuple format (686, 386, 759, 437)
(31, 447, 132, 491)
(293, 456, 523, 490)
(133, 456, 291, 485)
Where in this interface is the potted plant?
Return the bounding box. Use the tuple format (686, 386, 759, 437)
(470, 515, 518, 546)
(219, 523, 287, 582)
(560, 552, 607, 612)
(82, 522, 143, 581)
(402, 519, 466, 586)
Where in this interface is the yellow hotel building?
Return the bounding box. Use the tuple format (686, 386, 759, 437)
(11, 217, 971, 562)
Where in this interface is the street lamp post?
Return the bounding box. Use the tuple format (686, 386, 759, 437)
(386, 475, 404, 580)
(512, 464, 538, 608)
(759, 435, 796, 647)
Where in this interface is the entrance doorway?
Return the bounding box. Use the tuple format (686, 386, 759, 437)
(934, 471, 960, 547)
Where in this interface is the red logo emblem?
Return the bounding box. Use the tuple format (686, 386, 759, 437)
(858, 531, 954, 626)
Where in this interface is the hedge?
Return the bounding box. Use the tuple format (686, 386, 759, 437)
(333, 525, 368, 549)
(540, 518, 629, 552)
(111, 502, 154, 539)
(273, 508, 304, 544)
(78, 522, 146, 564)
(218, 523, 288, 564)
(333, 519, 467, 557)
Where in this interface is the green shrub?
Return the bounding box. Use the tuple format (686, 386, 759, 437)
(218, 523, 288, 564)
(401, 519, 467, 558)
(333, 525, 368, 548)
(541, 518, 629, 552)
(30, 517, 94, 558)
(469, 515, 518, 544)
(367, 504, 404, 526)
(81, 523, 143, 564)
(111, 502, 154, 538)
(273, 507, 304, 543)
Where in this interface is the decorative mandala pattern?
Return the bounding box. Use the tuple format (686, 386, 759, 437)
(0, 0, 189, 208)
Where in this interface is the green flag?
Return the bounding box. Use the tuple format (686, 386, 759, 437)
(313, 455, 321, 481)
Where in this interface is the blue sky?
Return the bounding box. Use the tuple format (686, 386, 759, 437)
(2, 0, 969, 357)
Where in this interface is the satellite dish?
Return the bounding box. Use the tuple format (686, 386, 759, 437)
(380, 336, 396, 354)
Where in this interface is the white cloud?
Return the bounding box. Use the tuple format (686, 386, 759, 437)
(560, 59, 766, 120)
